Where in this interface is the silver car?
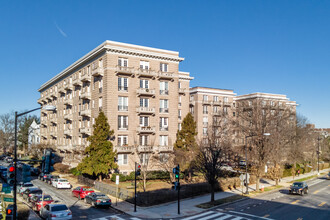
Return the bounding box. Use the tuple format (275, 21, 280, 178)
(18, 182, 34, 194)
(40, 204, 72, 220)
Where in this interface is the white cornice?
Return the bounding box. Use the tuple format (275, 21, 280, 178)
(189, 87, 236, 96)
(235, 93, 289, 101)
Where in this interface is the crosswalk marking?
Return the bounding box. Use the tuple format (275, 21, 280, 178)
(291, 200, 300, 204)
(199, 213, 225, 220)
(318, 202, 326, 207)
(229, 211, 274, 220)
(183, 211, 216, 220)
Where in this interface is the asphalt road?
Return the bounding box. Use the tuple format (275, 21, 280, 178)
(201, 176, 330, 220)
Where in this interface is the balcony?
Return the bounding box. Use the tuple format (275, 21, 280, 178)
(115, 66, 134, 76)
(37, 98, 44, 105)
(80, 92, 91, 100)
(179, 88, 186, 94)
(137, 68, 157, 78)
(64, 129, 72, 136)
(202, 100, 212, 105)
(159, 90, 169, 95)
(212, 111, 222, 116)
(63, 99, 73, 106)
(72, 78, 82, 87)
(158, 71, 174, 81)
(136, 88, 155, 97)
(80, 127, 92, 135)
(137, 145, 153, 153)
(156, 145, 173, 152)
(64, 113, 72, 120)
(115, 145, 135, 153)
(159, 108, 169, 114)
(159, 126, 169, 132)
(136, 107, 155, 115)
(223, 102, 231, 107)
(80, 109, 91, 117)
(137, 126, 156, 134)
(64, 83, 73, 90)
(212, 101, 221, 106)
(81, 74, 91, 82)
(92, 67, 104, 77)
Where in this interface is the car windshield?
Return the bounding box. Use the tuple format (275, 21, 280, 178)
(96, 195, 108, 199)
(59, 179, 68, 182)
(82, 188, 91, 191)
(39, 196, 52, 201)
(293, 182, 303, 187)
(52, 205, 68, 211)
(24, 184, 33, 187)
(31, 190, 42, 194)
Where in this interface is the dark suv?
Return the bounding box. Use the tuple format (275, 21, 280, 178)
(46, 175, 60, 185)
(23, 188, 43, 202)
(289, 181, 308, 195)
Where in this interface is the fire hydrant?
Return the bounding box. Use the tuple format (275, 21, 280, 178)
(261, 185, 264, 192)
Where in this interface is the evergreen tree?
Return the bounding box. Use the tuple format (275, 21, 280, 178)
(174, 112, 197, 151)
(77, 111, 117, 181)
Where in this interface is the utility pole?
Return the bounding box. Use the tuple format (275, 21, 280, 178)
(317, 136, 321, 175)
(134, 162, 137, 212)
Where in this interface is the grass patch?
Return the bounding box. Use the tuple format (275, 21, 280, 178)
(247, 185, 283, 196)
(196, 195, 245, 209)
(289, 172, 326, 183)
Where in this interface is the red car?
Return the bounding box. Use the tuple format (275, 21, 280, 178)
(31, 195, 54, 212)
(72, 186, 94, 199)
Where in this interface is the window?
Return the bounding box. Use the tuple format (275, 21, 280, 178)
(118, 96, 128, 111)
(178, 109, 182, 120)
(203, 127, 208, 135)
(248, 100, 252, 106)
(233, 112, 236, 117)
(190, 95, 194, 101)
(224, 107, 228, 115)
(117, 135, 128, 146)
(203, 105, 208, 114)
(213, 96, 219, 102)
(279, 102, 282, 107)
(203, 95, 208, 101)
(159, 81, 169, 95)
(139, 116, 149, 127)
(203, 116, 208, 127)
(190, 106, 194, 114)
(160, 63, 168, 72)
(118, 154, 128, 165)
(118, 116, 128, 130)
(270, 101, 275, 106)
(99, 59, 103, 68)
(179, 95, 182, 104)
(140, 98, 149, 107)
(139, 135, 148, 146)
(99, 78, 103, 93)
(213, 106, 219, 113)
(140, 79, 149, 89)
(140, 61, 149, 70)
(178, 123, 182, 131)
(118, 58, 128, 67)
(160, 117, 168, 131)
(178, 82, 181, 89)
(262, 100, 266, 106)
(160, 99, 169, 113)
(118, 77, 128, 91)
(140, 153, 149, 165)
(99, 97, 102, 109)
(224, 97, 228, 103)
(159, 135, 168, 146)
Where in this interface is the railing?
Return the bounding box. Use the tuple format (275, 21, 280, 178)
(64, 129, 72, 136)
(136, 107, 155, 114)
(136, 88, 155, 96)
(115, 145, 134, 153)
(202, 100, 212, 105)
(159, 108, 169, 113)
(64, 113, 72, 120)
(159, 90, 169, 95)
(80, 127, 92, 135)
(80, 109, 91, 116)
(63, 99, 73, 105)
(138, 145, 153, 152)
(158, 71, 174, 79)
(118, 106, 128, 111)
(80, 92, 91, 99)
(212, 100, 221, 105)
(179, 88, 186, 94)
(116, 66, 134, 75)
(72, 78, 82, 86)
(92, 67, 104, 77)
(118, 86, 128, 92)
(159, 127, 169, 131)
(156, 145, 174, 152)
(81, 74, 91, 82)
(64, 84, 73, 90)
(137, 68, 157, 77)
(137, 126, 156, 133)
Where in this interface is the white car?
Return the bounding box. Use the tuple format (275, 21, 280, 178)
(18, 182, 34, 194)
(40, 204, 72, 220)
(52, 178, 71, 189)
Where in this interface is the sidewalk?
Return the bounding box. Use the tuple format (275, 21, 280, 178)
(54, 168, 330, 219)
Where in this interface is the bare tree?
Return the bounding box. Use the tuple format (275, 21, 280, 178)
(195, 113, 233, 203)
(0, 113, 15, 154)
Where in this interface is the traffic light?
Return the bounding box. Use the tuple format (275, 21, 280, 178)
(44, 149, 55, 174)
(171, 181, 180, 190)
(136, 163, 141, 176)
(22, 164, 31, 183)
(7, 166, 15, 185)
(173, 165, 180, 179)
(6, 204, 13, 220)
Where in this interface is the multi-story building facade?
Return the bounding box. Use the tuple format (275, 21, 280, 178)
(189, 87, 236, 142)
(38, 40, 193, 172)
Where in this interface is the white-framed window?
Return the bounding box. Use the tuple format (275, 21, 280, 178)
(159, 81, 169, 95)
(213, 96, 219, 102)
(140, 79, 149, 89)
(118, 154, 128, 165)
(178, 109, 182, 120)
(262, 100, 266, 106)
(140, 61, 149, 70)
(160, 117, 168, 130)
(178, 123, 182, 131)
(160, 63, 168, 72)
(248, 100, 253, 106)
(118, 57, 128, 67)
(99, 97, 102, 108)
(178, 82, 181, 88)
(179, 95, 182, 104)
(224, 97, 228, 103)
(118, 77, 128, 91)
(279, 102, 282, 107)
(270, 101, 275, 106)
(203, 105, 208, 114)
(99, 59, 103, 68)
(159, 135, 168, 146)
(118, 96, 128, 111)
(160, 99, 169, 113)
(140, 153, 149, 165)
(224, 107, 228, 115)
(139, 116, 149, 127)
(118, 135, 128, 146)
(203, 127, 208, 135)
(118, 116, 128, 130)
(140, 98, 149, 107)
(139, 135, 148, 146)
(213, 106, 219, 113)
(203, 95, 208, 101)
(190, 95, 194, 101)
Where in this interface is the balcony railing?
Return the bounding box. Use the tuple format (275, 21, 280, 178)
(159, 108, 169, 113)
(118, 106, 128, 111)
(92, 67, 104, 77)
(223, 101, 231, 106)
(64, 113, 72, 120)
(136, 88, 155, 96)
(118, 86, 128, 92)
(137, 126, 156, 134)
(80, 109, 91, 117)
(64, 84, 73, 91)
(179, 88, 186, 94)
(212, 100, 221, 105)
(72, 78, 82, 87)
(158, 71, 174, 80)
(80, 92, 91, 100)
(138, 145, 153, 152)
(115, 66, 134, 76)
(63, 99, 73, 105)
(137, 68, 157, 78)
(81, 74, 91, 82)
(115, 145, 134, 153)
(159, 90, 169, 95)
(80, 127, 92, 135)
(202, 100, 212, 105)
(136, 107, 155, 115)
(64, 129, 72, 136)
(159, 127, 169, 132)
(156, 145, 174, 152)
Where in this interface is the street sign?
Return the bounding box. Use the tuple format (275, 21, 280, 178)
(116, 175, 119, 185)
(1, 183, 11, 194)
(4, 197, 14, 202)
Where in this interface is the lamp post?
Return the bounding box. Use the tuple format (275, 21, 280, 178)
(13, 105, 55, 219)
(244, 133, 270, 194)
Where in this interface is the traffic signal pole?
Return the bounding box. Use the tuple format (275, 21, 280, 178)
(178, 169, 180, 215)
(134, 162, 137, 212)
(13, 111, 18, 220)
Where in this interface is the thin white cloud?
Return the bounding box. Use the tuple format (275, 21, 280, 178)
(54, 21, 67, 37)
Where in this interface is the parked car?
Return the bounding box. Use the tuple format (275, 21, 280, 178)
(6, 157, 13, 163)
(20, 186, 36, 196)
(38, 173, 48, 181)
(72, 186, 94, 199)
(52, 178, 71, 189)
(327, 172, 330, 180)
(40, 204, 72, 220)
(84, 192, 111, 208)
(18, 182, 34, 194)
(46, 175, 60, 185)
(31, 195, 54, 212)
(289, 181, 308, 195)
(44, 174, 54, 183)
(23, 188, 43, 202)
(31, 167, 40, 176)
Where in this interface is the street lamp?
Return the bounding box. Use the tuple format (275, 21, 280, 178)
(13, 105, 56, 219)
(244, 133, 270, 194)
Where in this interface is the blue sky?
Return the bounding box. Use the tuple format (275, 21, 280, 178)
(0, 0, 329, 127)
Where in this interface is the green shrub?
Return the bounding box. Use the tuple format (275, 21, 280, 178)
(70, 167, 81, 176)
(282, 168, 292, 177)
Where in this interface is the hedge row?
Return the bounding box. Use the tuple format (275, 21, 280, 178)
(110, 170, 171, 182)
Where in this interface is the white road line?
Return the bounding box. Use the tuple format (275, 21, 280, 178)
(231, 217, 246, 220)
(309, 179, 324, 187)
(130, 218, 142, 220)
(229, 211, 274, 220)
(183, 211, 216, 220)
(199, 213, 226, 220)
